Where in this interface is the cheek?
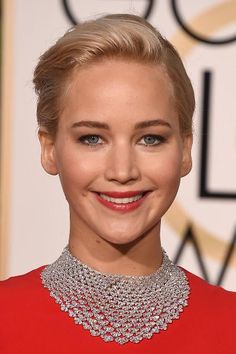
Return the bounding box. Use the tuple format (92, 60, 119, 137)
(141, 147, 183, 186)
(55, 147, 102, 192)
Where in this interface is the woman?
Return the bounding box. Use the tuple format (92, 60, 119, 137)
(0, 14, 235, 354)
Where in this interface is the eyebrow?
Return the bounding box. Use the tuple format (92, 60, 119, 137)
(71, 119, 172, 130)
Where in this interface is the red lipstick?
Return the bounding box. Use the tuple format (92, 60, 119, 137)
(94, 191, 150, 212)
(98, 191, 145, 198)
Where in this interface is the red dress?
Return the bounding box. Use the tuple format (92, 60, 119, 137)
(0, 266, 235, 354)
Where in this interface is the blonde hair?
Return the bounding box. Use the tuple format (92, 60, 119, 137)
(33, 14, 195, 136)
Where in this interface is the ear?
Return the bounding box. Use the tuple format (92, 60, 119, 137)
(181, 134, 193, 177)
(38, 129, 58, 175)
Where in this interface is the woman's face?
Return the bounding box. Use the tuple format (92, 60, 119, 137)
(39, 59, 192, 245)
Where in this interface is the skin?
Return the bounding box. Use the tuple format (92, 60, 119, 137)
(39, 59, 192, 276)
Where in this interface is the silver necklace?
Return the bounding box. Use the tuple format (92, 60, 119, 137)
(41, 246, 190, 345)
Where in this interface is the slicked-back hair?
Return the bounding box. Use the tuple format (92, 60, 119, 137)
(33, 14, 195, 137)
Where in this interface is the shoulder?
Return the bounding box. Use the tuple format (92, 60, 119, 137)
(0, 266, 46, 304)
(184, 267, 236, 296)
(183, 267, 236, 317)
(0, 265, 53, 340)
(173, 268, 236, 352)
(0, 266, 45, 287)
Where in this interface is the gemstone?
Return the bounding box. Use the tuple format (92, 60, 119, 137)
(41, 246, 190, 345)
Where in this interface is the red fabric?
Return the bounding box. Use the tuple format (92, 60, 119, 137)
(0, 266, 235, 354)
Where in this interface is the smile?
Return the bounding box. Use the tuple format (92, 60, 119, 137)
(94, 191, 150, 212)
(99, 193, 143, 204)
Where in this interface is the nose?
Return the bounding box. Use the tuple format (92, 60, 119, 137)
(104, 144, 141, 184)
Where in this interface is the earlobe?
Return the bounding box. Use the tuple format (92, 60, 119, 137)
(181, 134, 193, 177)
(38, 129, 58, 175)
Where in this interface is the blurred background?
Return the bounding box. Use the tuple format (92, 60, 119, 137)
(0, 0, 235, 290)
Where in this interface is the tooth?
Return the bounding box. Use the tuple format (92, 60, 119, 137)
(100, 193, 143, 204)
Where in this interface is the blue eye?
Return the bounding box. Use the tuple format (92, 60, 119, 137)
(78, 135, 103, 145)
(78, 134, 165, 147)
(139, 135, 165, 146)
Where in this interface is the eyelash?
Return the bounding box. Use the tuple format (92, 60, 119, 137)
(78, 134, 166, 147)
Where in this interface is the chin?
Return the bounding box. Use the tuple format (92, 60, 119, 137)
(101, 232, 143, 247)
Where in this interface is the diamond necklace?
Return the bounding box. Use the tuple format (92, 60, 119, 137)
(41, 246, 190, 345)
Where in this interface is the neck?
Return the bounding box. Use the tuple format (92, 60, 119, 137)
(68, 219, 163, 276)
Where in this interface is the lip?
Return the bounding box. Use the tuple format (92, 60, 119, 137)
(97, 191, 147, 198)
(94, 191, 151, 212)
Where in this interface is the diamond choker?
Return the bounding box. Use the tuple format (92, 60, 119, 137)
(41, 246, 190, 344)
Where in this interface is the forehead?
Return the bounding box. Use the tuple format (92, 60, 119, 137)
(60, 59, 177, 130)
(69, 58, 173, 96)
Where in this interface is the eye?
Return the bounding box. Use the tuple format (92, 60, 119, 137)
(78, 135, 103, 146)
(139, 134, 165, 146)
